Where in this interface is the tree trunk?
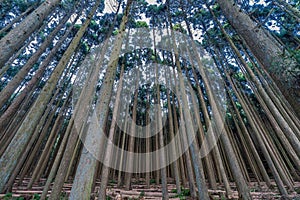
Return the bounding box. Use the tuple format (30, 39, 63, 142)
(0, 11, 73, 109)
(217, 0, 300, 117)
(0, 18, 75, 132)
(124, 70, 139, 190)
(0, 0, 92, 191)
(165, 71, 181, 194)
(274, 0, 300, 22)
(0, 2, 39, 36)
(0, 0, 60, 67)
(69, 1, 133, 198)
(98, 62, 125, 199)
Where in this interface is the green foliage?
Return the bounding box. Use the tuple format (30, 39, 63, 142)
(193, 8, 210, 20)
(246, 62, 254, 70)
(174, 11, 183, 17)
(60, 191, 67, 200)
(291, 49, 300, 63)
(180, 188, 190, 196)
(3, 192, 25, 200)
(90, 20, 98, 29)
(74, 24, 81, 29)
(223, 22, 230, 29)
(235, 101, 242, 110)
(171, 187, 191, 199)
(66, 22, 72, 28)
(113, 30, 119, 36)
(33, 193, 40, 200)
(39, 31, 45, 41)
(14, 0, 33, 12)
(205, 27, 223, 40)
(139, 190, 145, 197)
(150, 179, 156, 184)
(234, 72, 246, 82)
(80, 41, 90, 54)
(212, 4, 220, 12)
(135, 21, 149, 28)
(172, 24, 187, 34)
(277, 27, 287, 38)
(60, 0, 74, 9)
(4, 193, 12, 200)
(92, 33, 98, 40)
(0, 31, 7, 39)
(108, 179, 117, 185)
(226, 112, 232, 120)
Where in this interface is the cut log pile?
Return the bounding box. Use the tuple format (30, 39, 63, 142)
(0, 178, 299, 199)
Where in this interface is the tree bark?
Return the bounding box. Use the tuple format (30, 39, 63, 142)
(69, 1, 133, 199)
(0, 12, 72, 109)
(217, 0, 300, 117)
(0, 0, 92, 191)
(0, 2, 39, 36)
(0, 0, 60, 67)
(274, 0, 300, 23)
(98, 62, 125, 199)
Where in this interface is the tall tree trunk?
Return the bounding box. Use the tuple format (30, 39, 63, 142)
(153, 30, 169, 200)
(165, 70, 181, 194)
(69, 1, 133, 198)
(167, 20, 210, 198)
(217, 0, 300, 117)
(0, 0, 60, 67)
(0, 0, 93, 191)
(0, 11, 73, 109)
(0, 18, 76, 132)
(124, 69, 139, 190)
(211, 5, 300, 160)
(0, 1, 39, 36)
(98, 62, 124, 199)
(40, 120, 74, 200)
(274, 0, 300, 22)
(171, 57, 197, 198)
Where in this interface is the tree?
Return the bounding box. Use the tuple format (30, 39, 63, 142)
(0, 0, 299, 199)
(0, 0, 61, 67)
(69, 1, 133, 198)
(216, 0, 300, 117)
(0, 11, 73, 110)
(0, 0, 97, 191)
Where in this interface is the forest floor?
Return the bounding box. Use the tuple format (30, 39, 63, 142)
(0, 178, 299, 199)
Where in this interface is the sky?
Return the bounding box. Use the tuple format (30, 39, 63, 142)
(104, 0, 166, 13)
